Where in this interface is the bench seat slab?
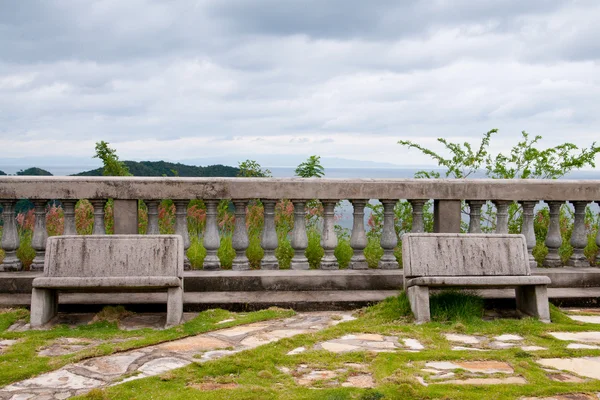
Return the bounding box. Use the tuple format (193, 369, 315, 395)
(406, 275, 551, 288)
(33, 276, 182, 289)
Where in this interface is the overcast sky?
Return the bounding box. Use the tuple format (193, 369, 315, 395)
(1, 0, 600, 167)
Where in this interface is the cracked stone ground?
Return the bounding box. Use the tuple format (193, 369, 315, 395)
(5, 306, 600, 399)
(0, 312, 356, 399)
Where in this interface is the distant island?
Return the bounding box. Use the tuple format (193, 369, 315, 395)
(1, 161, 240, 177)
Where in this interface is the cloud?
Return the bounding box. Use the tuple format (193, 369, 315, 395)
(0, 0, 599, 168)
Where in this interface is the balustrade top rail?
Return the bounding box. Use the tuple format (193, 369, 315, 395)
(1, 176, 599, 201)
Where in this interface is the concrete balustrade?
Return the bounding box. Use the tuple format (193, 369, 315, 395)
(1, 177, 599, 272)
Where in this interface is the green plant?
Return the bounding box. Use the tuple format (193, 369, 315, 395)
(429, 290, 484, 322)
(295, 155, 325, 178)
(93, 141, 132, 177)
(237, 159, 272, 177)
(334, 237, 353, 268)
(306, 227, 324, 269)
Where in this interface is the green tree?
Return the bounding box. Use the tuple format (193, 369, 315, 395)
(295, 155, 325, 178)
(16, 167, 53, 176)
(397, 129, 600, 265)
(93, 141, 131, 177)
(399, 130, 600, 180)
(237, 160, 272, 177)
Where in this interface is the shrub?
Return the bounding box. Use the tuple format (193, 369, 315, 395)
(334, 237, 352, 269)
(364, 237, 384, 268)
(275, 234, 293, 269)
(306, 228, 324, 269)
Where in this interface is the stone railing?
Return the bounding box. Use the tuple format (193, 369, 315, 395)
(1, 177, 599, 272)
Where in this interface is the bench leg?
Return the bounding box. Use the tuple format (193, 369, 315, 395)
(407, 285, 430, 324)
(515, 285, 551, 323)
(30, 288, 58, 328)
(166, 286, 183, 328)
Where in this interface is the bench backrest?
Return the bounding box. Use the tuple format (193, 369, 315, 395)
(402, 233, 530, 278)
(44, 235, 183, 278)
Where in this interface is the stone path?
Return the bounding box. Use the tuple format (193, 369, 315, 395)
(6, 308, 600, 399)
(0, 312, 355, 400)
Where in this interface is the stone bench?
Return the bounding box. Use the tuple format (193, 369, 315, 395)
(30, 235, 184, 328)
(402, 233, 551, 323)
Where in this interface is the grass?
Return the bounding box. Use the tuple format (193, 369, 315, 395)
(0, 306, 294, 387)
(69, 291, 600, 400)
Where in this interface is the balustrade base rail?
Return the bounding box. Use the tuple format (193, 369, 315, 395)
(1, 269, 600, 311)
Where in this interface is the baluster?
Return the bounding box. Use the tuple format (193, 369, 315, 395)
(467, 200, 484, 233)
(290, 200, 309, 270)
(62, 200, 77, 235)
(544, 201, 563, 267)
(1, 200, 21, 271)
(520, 201, 537, 268)
(232, 200, 250, 270)
(202, 200, 221, 270)
(409, 199, 426, 233)
(261, 199, 279, 270)
(320, 200, 338, 270)
(90, 199, 106, 235)
(174, 200, 191, 270)
(568, 201, 589, 267)
(494, 200, 511, 234)
(349, 200, 368, 269)
(596, 202, 600, 266)
(31, 200, 48, 271)
(145, 200, 160, 235)
(379, 200, 399, 269)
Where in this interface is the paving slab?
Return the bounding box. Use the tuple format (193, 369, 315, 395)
(537, 357, 600, 380)
(0, 311, 354, 399)
(549, 332, 600, 343)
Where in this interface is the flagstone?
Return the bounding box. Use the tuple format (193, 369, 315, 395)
(435, 377, 526, 385)
(403, 338, 425, 350)
(157, 335, 231, 352)
(489, 341, 517, 349)
(296, 370, 338, 385)
(521, 346, 547, 351)
(320, 342, 362, 353)
(445, 334, 481, 345)
(73, 351, 145, 376)
(287, 347, 306, 355)
(197, 349, 240, 362)
(522, 394, 597, 400)
(569, 316, 600, 324)
(452, 346, 486, 351)
(215, 323, 269, 338)
(352, 334, 384, 341)
(494, 334, 524, 341)
(537, 357, 600, 380)
(3, 370, 103, 391)
(342, 374, 375, 388)
(567, 343, 600, 350)
(240, 329, 308, 347)
(425, 361, 513, 374)
(138, 357, 190, 375)
(547, 373, 586, 383)
(549, 332, 600, 343)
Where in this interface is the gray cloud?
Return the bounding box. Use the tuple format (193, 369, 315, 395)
(0, 1, 599, 167)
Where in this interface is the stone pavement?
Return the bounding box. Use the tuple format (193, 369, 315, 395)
(6, 308, 600, 398)
(0, 312, 356, 400)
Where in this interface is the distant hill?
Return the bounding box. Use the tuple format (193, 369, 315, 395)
(0, 170, 5, 175)
(73, 160, 239, 177)
(16, 167, 53, 176)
